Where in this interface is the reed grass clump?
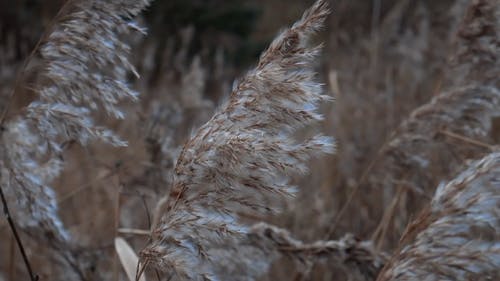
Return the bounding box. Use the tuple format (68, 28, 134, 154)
(0, 0, 498, 280)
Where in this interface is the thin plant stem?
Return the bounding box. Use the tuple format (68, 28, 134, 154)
(440, 129, 496, 151)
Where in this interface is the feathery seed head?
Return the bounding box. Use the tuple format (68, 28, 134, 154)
(378, 152, 500, 281)
(142, 0, 334, 279)
(0, 0, 151, 277)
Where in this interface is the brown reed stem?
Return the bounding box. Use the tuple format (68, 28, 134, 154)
(439, 129, 496, 151)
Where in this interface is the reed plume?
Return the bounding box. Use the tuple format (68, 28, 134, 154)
(375, 0, 500, 255)
(385, 0, 500, 172)
(361, 20, 499, 270)
(450, 0, 499, 87)
(140, 0, 334, 279)
(344, 0, 500, 248)
(1, 0, 151, 278)
(377, 152, 500, 281)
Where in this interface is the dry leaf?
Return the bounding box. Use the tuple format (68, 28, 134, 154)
(115, 237, 147, 281)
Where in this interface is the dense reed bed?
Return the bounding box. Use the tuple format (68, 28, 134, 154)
(0, 0, 498, 280)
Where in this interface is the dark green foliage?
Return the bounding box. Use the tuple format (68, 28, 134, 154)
(144, 0, 260, 37)
(143, 0, 264, 67)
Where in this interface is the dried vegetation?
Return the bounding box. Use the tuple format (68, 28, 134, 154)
(0, 0, 498, 280)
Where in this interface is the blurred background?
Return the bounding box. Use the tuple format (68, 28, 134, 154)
(0, 0, 479, 280)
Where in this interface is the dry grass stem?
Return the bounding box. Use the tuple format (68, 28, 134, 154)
(115, 237, 147, 281)
(250, 222, 388, 281)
